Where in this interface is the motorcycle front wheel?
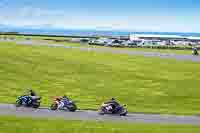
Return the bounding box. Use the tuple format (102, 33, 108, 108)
(50, 103, 58, 110)
(32, 102, 40, 108)
(16, 100, 22, 107)
(66, 103, 77, 112)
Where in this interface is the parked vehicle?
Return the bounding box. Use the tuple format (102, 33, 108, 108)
(122, 40, 139, 47)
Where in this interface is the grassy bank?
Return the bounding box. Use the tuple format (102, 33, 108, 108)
(0, 42, 200, 115)
(0, 116, 200, 133)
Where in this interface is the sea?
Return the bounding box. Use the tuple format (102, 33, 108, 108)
(1, 27, 200, 37)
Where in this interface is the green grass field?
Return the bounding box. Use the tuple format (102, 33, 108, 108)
(0, 116, 200, 133)
(0, 42, 200, 115)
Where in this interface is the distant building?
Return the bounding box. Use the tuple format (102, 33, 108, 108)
(187, 37, 200, 43)
(129, 34, 200, 45)
(129, 34, 187, 41)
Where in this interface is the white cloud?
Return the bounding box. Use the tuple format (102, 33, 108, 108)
(0, 6, 200, 32)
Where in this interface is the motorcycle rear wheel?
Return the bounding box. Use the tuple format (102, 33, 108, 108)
(32, 102, 40, 108)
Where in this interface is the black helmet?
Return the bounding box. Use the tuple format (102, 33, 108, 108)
(27, 89, 32, 92)
(111, 98, 115, 100)
(56, 97, 61, 101)
(63, 95, 67, 98)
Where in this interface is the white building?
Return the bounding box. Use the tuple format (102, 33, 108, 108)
(129, 34, 186, 41)
(129, 34, 200, 46)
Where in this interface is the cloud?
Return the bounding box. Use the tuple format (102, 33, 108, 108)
(0, 6, 65, 27)
(0, 6, 128, 29)
(0, 5, 200, 32)
(19, 6, 65, 18)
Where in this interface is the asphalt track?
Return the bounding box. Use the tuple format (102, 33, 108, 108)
(1, 104, 200, 125)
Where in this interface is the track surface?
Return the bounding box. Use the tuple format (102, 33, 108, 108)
(1, 104, 200, 125)
(1, 39, 200, 62)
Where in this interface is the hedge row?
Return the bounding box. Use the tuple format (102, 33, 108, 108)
(89, 43, 200, 50)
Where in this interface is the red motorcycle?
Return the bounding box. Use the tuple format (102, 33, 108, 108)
(50, 97, 77, 112)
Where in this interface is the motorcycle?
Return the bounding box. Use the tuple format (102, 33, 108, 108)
(98, 103, 128, 116)
(16, 95, 41, 108)
(50, 98, 77, 112)
(192, 50, 199, 55)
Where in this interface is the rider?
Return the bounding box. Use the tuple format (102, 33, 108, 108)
(29, 89, 37, 96)
(62, 95, 69, 101)
(55, 97, 64, 109)
(24, 89, 37, 104)
(192, 46, 198, 55)
(61, 95, 70, 105)
(55, 95, 70, 109)
(26, 89, 39, 104)
(105, 98, 120, 112)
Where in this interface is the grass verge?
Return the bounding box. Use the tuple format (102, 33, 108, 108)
(0, 42, 200, 115)
(0, 116, 200, 133)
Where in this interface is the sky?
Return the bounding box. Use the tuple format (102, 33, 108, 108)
(0, 0, 200, 32)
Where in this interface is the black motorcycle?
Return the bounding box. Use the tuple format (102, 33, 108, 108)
(192, 51, 199, 55)
(192, 48, 199, 56)
(16, 95, 41, 108)
(98, 103, 128, 116)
